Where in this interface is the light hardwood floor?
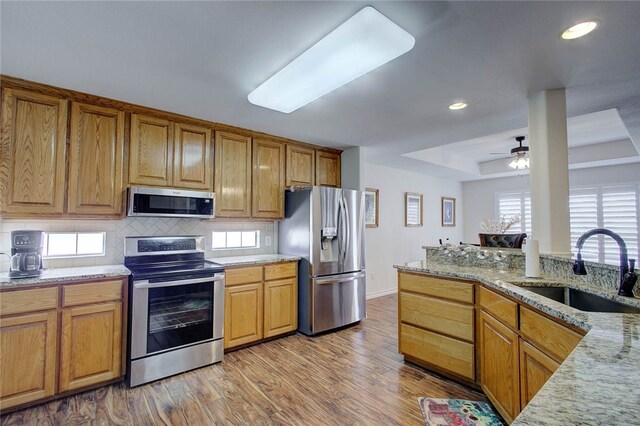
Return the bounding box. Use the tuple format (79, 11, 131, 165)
(1, 294, 484, 425)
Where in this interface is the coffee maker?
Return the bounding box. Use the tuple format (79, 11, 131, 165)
(9, 230, 45, 278)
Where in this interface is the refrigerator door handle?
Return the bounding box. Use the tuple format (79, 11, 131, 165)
(342, 192, 350, 265)
(338, 194, 348, 265)
(315, 271, 366, 285)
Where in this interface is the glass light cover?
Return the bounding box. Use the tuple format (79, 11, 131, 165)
(561, 21, 598, 40)
(247, 6, 415, 113)
(509, 153, 530, 170)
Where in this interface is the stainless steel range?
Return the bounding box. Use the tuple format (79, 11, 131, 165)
(124, 235, 224, 387)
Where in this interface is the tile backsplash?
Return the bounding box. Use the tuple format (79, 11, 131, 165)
(0, 217, 278, 272)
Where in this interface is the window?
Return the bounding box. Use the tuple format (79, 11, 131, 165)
(211, 231, 260, 250)
(43, 232, 106, 258)
(496, 184, 640, 265)
(496, 192, 531, 235)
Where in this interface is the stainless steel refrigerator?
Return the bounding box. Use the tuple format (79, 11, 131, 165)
(279, 186, 366, 335)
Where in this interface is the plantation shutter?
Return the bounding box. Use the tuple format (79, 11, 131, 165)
(497, 193, 525, 233)
(602, 185, 639, 264)
(569, 188, 599, 262)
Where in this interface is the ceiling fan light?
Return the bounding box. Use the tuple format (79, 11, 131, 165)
(509, 153, 529, 170)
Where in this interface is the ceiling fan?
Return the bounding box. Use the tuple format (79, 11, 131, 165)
(484, 136, 530, 169)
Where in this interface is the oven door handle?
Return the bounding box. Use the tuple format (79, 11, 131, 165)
(134, 273, 225, 289)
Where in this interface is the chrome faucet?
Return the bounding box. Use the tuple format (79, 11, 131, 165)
(573, 228, 637, 297)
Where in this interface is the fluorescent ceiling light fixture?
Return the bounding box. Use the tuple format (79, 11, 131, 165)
(247, 6, 415, 113)
(449, 102, 468, 110)
(561, 21, 598, 39)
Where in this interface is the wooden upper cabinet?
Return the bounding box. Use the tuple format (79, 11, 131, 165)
(252, 138, 285, 219)
(315, 150, 341, 187)
(214, 131, 252, 218)
(0, 88, 68, 215)
(173, 122, 212, 190)
(68, 102, 125, 216)
(129, 114, 173, 187)
(286, 144, 315, 187)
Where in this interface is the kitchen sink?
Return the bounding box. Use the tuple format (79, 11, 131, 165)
(522, 286, 640, 314)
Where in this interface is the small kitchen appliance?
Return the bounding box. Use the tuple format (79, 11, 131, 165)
(9, 230, 45, 278)
(124, 235, 225, 386)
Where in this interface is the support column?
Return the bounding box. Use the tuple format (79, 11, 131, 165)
(528, 89, 571, 256)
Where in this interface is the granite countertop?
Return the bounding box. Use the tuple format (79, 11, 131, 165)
(394, 260, 640, 426)
(207, 254, 300, 267)
(0, 264, 131, 289)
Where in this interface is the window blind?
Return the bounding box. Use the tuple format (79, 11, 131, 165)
(602, 186, 639, 264)
(498, 184, 639, 265)
(569, 188, 599, 262)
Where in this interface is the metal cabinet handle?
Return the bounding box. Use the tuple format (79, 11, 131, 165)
(315, 271, 365, 285)
(134, 273, 225, 289)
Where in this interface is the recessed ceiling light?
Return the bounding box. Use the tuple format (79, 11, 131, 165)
(561, 21, 599, 40)
(247, 6, 415, 113)
(448, 102, 468, 110)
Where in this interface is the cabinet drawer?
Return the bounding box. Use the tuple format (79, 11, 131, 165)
(400, 292, 474, 342)
(62, 280, 123, 307)
(400, 323, 474, 380)
(398, 272, 474, 304)
(479, 286, 518, 330)
(264, 262, 296, 281)
(0, 287, 58, 316)
(520, 307, 583, 363)
(225, 266, 263, 286)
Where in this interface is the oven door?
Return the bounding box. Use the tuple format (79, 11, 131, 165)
(130, 273, 224, 360)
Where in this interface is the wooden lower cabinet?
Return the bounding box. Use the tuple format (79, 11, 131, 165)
(400, 323, 475, 380)
(0, 311, 57, 410)
(264, 278, 297, 338)
(0, 278, 127, 413)
(519, 340, 559, 408)
(479, 311, 521, 423)
(59, 302, 122, 392)
(224, 283, 264, 349)
(398, 272, 476, 382)
(225, 262, 298, 350)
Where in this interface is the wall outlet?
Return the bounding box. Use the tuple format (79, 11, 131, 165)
(370, 272, 375, 281)
(265, 236, 272, 247)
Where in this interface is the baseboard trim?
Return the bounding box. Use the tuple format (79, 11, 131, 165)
(366, 288, 397, 300)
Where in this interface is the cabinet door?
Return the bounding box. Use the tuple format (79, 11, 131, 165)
(286, 144, 315, 187)
(68, 102, 125, 216)
(214, 131, 252, 218)
(59, 302, 122, 392)
(224, 283, 263, 349)
(0, 310, 57, 410)
(129, 114, 173, 187)
(0, 88, 67, 215)
(479, 311, 520, 423)
(264, 277, 297, 338)
(315, 150, 341, 188)
(252, 138, 285, 219)
(519, 340, 559, 409)
(173, 122, 212, 190)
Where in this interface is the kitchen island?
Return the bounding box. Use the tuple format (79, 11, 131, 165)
(394, 259, 640, 425)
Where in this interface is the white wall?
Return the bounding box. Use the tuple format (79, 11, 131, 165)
(341, 147, 364, 191)
(364, 163, 463, 298)
(462, 163, 640, 242)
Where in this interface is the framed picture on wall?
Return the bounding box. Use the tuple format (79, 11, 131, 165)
(405, 192, 423, 227)
(364, 188, 379, 228)
(442, 196, 456, 227)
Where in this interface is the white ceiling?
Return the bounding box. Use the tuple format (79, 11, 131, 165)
(2, 1, 640, 181)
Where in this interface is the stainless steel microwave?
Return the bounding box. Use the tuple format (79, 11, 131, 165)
(127, 186, 215, 219)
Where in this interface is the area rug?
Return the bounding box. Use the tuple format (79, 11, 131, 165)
(418, 398, 504, 426)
